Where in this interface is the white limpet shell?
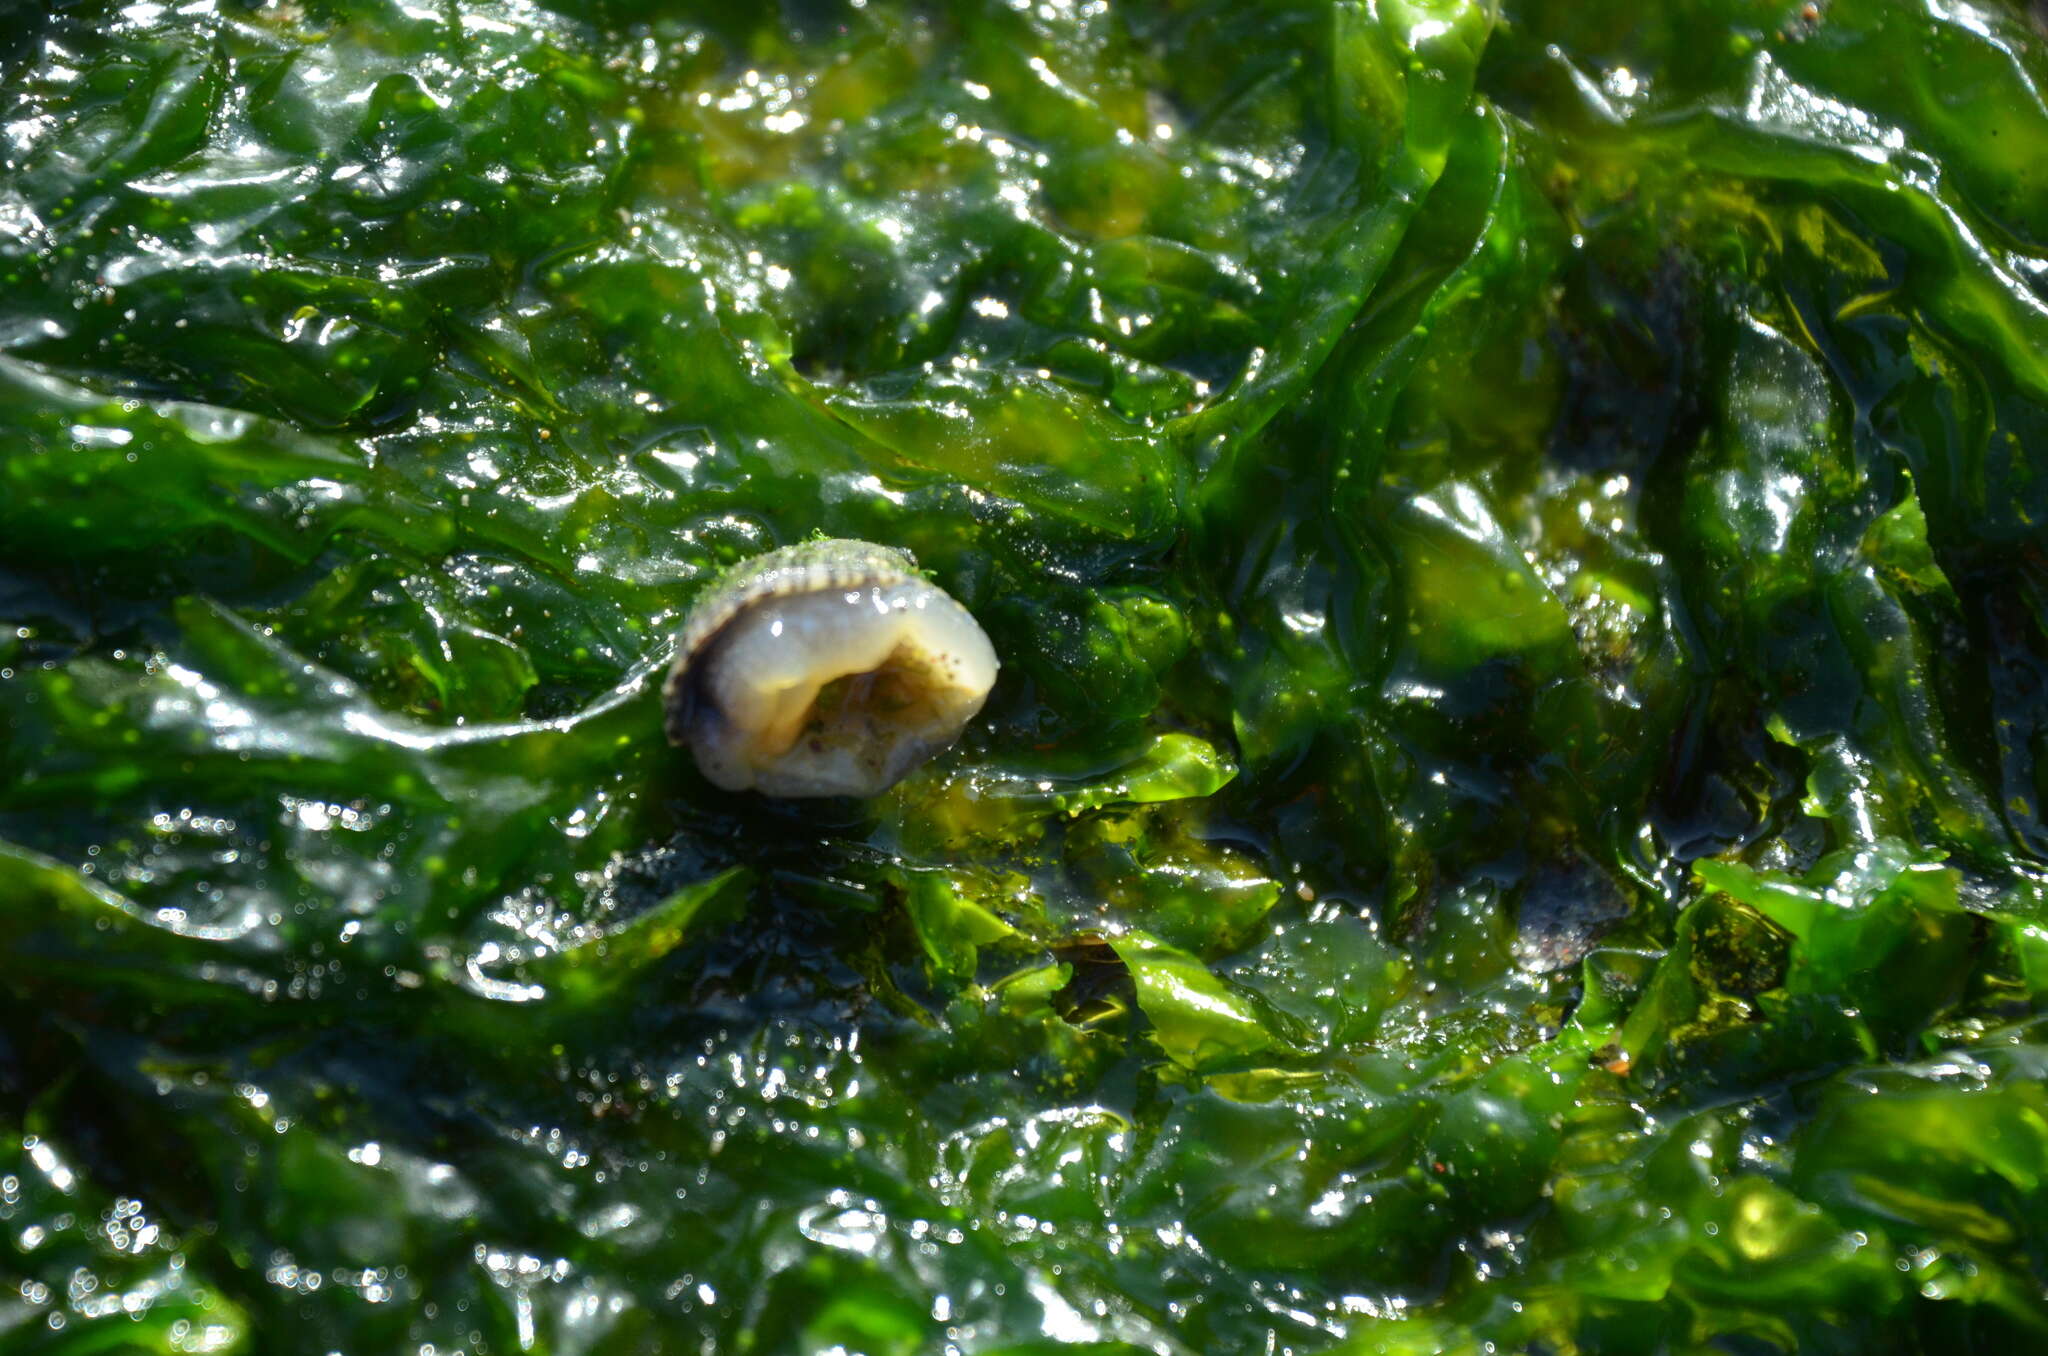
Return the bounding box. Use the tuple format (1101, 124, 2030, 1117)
(662, 538, 1000, 798)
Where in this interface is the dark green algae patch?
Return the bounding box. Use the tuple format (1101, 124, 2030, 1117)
(3, 0, 2048, 1351)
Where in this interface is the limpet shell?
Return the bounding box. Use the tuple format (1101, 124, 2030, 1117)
(663, 538, 999, 798)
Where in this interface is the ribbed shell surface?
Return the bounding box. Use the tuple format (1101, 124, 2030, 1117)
(661, 538, 923, 746)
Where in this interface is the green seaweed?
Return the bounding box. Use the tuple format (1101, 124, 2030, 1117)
(2, 0, 2047, 1351)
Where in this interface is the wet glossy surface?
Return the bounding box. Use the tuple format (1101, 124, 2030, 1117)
(2, 1, 2047, 1351)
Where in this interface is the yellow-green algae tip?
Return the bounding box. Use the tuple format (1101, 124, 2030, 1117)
(663, 538, 1000, 798)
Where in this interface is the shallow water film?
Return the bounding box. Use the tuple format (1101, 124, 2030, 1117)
(3, 1, 2048, 1352)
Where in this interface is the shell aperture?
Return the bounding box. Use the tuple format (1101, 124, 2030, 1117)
(663, 539, 999, 797)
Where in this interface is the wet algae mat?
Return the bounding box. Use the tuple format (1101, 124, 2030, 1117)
(4, 1, 2048, 1352)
